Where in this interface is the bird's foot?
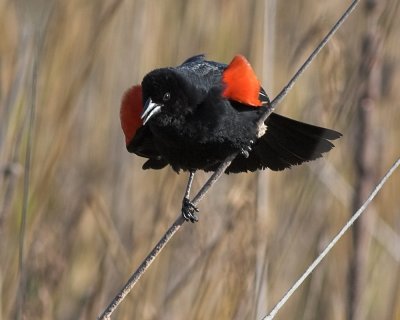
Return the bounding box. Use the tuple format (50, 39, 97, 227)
(240, 140, 254, 158)
(181, 198, 199, 223)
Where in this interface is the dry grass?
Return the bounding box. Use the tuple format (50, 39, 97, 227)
(1, 0, 399, 319)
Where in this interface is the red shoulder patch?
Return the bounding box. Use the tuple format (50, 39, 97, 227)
(120, 85, 143, 145)
(222, 55, 262, 107)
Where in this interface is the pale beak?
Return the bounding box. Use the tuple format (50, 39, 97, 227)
(141, 98, 162, 125)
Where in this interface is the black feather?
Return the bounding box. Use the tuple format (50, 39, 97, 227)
(142, 158, 168, 170)
(226, 113, 341, 173)
(250, 113, 340, 171)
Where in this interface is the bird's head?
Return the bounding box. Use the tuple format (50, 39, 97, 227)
(141, 68, 202, 125)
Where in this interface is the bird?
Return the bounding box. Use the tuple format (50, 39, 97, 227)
(120, 54, 341, 222)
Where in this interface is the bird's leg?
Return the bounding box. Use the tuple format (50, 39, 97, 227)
(181, 171, 199, 223)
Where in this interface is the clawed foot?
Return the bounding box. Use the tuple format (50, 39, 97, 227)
(241, 140, 254, 158)
(182, 198, 199, 223)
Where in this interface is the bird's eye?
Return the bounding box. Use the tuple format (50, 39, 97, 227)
(163, 92, 171, 102)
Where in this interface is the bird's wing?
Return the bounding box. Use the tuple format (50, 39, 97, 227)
(120, 85, 143, 146)
(225, 113, 341, 173)
(221, 55, 270, 107)
(179, 54, 270, 111)
(120, 84, 165, 168)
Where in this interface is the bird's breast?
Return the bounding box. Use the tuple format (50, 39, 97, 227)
(149, 121, 235, 171)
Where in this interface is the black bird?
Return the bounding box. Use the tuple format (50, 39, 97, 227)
(120, 54, 341, 222)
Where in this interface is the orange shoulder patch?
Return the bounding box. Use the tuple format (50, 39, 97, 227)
(222, 55, 262, 107)
(120, 85, 143, 145)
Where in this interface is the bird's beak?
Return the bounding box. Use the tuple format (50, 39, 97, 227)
(141, 98, 162, 125)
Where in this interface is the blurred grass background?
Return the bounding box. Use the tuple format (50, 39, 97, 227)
(1, 0, 399, 319)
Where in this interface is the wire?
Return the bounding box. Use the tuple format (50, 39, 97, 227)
(262, 158, 400, 320)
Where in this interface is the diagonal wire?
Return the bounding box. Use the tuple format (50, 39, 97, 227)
(261, 158, 400, 320)
(256, 0, 361, 127)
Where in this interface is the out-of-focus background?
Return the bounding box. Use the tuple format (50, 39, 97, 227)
(1, 0, 399, 319)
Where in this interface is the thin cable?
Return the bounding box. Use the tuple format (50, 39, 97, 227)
(256, 0, 361, 127)
(262, 158, 400, 320)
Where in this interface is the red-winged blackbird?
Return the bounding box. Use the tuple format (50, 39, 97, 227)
(121, 55, 341, 222)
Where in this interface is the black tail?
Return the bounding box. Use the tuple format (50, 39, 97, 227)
(227, 113, 341, 173)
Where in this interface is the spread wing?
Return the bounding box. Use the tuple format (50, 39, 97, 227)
(225, 113, 342, 173)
